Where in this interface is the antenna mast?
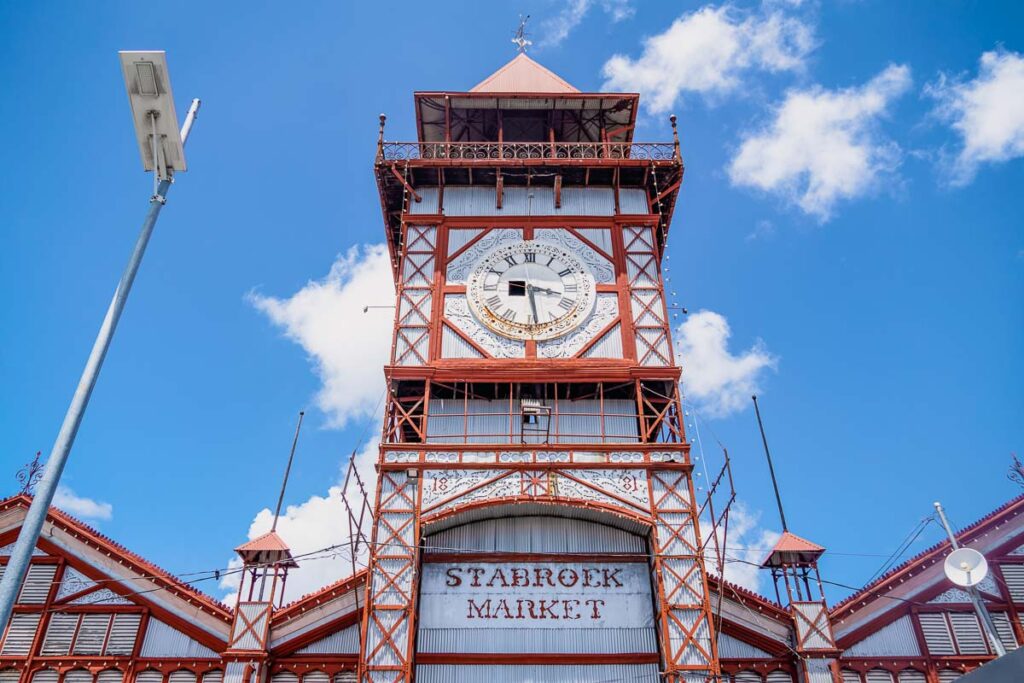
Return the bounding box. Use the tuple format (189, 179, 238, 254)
(752, 395, 789, 533)
(272, 411, 305, 532)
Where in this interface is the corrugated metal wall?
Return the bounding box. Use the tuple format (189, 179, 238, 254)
(407, 187, 651, 217)
(440, 324, 483, 359)
(844, 615, 922, 656)
(423, 516, 646, 555)
(425, 398, 639, 444)
(415, 664, 659, 683)
(139, 618, 219, 658)
(295, 623, 360, 654)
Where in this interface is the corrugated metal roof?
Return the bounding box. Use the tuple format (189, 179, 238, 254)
(470, 54, 580, 94)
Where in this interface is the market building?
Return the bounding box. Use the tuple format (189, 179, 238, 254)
(2, 53, 1021, 683)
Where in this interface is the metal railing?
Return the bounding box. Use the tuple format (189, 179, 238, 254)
(379, 141, 677, 162)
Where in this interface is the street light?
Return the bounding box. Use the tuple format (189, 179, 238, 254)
(0, 51, 201, 633)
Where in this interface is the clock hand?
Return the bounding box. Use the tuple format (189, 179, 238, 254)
(526, 283, 540, 324)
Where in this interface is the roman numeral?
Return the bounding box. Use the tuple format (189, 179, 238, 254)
(546, 256, 555, 266)
(523, 251, 536, 263)
(486, 295, 502, 308)
(504, 255, 518, 267)
(488, 268, 504, 277)
(501, 308, 516, 321)
(558, 268, 572, 277)
(558, 298, 575, 310)
(564, 282, 578, 292)
(483, 283, 498, 291)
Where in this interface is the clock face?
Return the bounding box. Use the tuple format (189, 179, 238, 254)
(466, 240, 596, 341)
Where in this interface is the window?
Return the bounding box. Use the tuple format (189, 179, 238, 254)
(40, 612, 141, 656)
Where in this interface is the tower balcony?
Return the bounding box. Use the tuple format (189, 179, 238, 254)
(378, 140, 678, 164)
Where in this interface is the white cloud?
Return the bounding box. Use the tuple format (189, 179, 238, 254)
(927, 49, 1024, 185)
(601, 3, 815, 113)
(676, 310, 776, 418)
(248, 245, 394, 428)
(53, 486, 113, 522)
(704, 502, 780, 594)
(220, 437, 379, 605)
(540, 0, 634, 47)
(728, 64, 911, 220)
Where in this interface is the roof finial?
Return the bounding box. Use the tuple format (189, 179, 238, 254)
(512, 15, 532, 54)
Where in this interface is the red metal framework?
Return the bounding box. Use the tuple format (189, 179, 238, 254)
(392, 225, 436, 367)
(358, 473, 419, 683)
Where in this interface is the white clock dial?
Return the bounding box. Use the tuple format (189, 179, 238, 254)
(466, 240, 596, 341)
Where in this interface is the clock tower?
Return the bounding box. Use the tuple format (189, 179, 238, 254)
(359, 52, 717, 683)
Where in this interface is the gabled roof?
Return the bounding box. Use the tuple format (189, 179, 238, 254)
(832, 494, 1024, 620)
(762, 531, 826, 568)
(470, 53, 580, 93)
(0, 493, 232, 623)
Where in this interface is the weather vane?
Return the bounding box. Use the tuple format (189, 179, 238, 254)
(16, 451, 44, 495)
(512, 15, 532, 54)
(1009, 453, 1024, 489)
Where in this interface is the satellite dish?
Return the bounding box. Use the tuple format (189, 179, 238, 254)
(944, 547, 989, 587)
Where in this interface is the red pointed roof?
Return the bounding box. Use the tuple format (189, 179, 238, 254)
(234, 531, 298, 568)
(762, 531, 826, 568)
(470, 53, 579, 94)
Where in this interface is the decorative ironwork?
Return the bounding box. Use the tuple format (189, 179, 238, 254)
(1010, 453, 1024, 489)
(17, 451, 44, 495)
(380, 141, 678, 162)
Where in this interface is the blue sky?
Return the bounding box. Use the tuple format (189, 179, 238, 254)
(1, 1, 1022, 604)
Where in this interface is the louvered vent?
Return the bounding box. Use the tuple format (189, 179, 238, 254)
(32, 670, 59, 683)
(949, 612, 988, 654)
(991, 611, 1019, 651)
(936, 671, 962, 683)
(168, 671, 196, 683)
(271, 674, 298, 683)
(304, 673, 330, 683)
(106, 613, 141, 655)
(98, 671, 125, 683)
(1, 612, 42, 655)
(19, 564, 58, 604)
(332, 674, 357, 683)
(136, 670, 164, 683)
(766, 672, 794, 683)
(201, 672, 223, 683)
(734, 672, 761, 683)
(919, 613, 956, 655)
(41, 613, 80, 655)
(65, 669, 92, 683)
(1000, 564, 1024, 601)
(865, 670, 894, 683)
(897, 670, 926, 683)
(0, 669, 21, 683)
(841, 671, 862, 683)
(74, 613, 112, 654)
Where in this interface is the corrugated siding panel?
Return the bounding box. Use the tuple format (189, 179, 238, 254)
(416, 627, 655, 654)
(295, 623, 360, 654)
(42, 613, 79, 655)
(65, 671, 92, 683)
(936, 672, 961, 683)
(1000, 563, 1024, 600)
(302, 673, 328, 683)
(992, 611, 1018, 651)
(140, 619, 218, 658)
(919, 613, 956, 655)
(73, 613, 111, 654)
(580, 323, 623, 359)
(1, 612, 41, 655)
(897, 671, 926, 683)
(167, 672, 196, 683)
(766, 673, 794, 683)
(0, 670, 21, 683)
(32, 672, 59, 683)
(619, 188, 650, 214)
(332, 674, 356, 683)
(716, 632, 773, 659)
(407, 187, 440, 214)
(573, 228, 613, 254)
(136, 671, 163, 683)
(423, 516, 645, 554)
(865, 671, 893, 683)
(441, 325, 483, 358)
(844, 615, 922, 656)
(201, 672, 223, 683)
(446, 228, 483, 256)
(270, 674, 296, 683)
(440, 187, 618, 217)
(19, 564, 57, 604)
(949, 612, 987, 654)
(106, 613, 141, 655)
(734, 673, 761, 683)
(841, 672, 861, 683)
(415, 664, 659, 683)
(98, 671, 124, 683)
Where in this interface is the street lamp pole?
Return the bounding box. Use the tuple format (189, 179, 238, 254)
(0, 56, 199, 635)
